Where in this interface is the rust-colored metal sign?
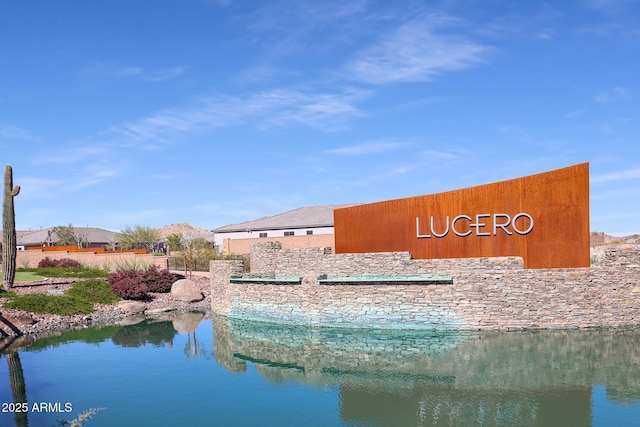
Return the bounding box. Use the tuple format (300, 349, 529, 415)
(334, 163, 590, 269)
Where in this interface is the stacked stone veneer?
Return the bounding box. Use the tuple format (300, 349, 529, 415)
(212, 315, 640, 395)
(210, 242, 640, 330)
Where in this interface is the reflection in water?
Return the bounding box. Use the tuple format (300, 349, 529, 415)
(111, 320, 178, 347)
(0, 311, 209, 427)
(1, 313, 639, 426)
(6, 352, 28, 427)
(213, 315, 640, 426)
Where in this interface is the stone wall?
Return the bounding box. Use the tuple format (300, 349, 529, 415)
(210, 242, 640, 330)
(212, 315, 640, 396)
(17, 249, 169, 271)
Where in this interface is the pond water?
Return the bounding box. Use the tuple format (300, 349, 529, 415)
(1, 312, 640, 427)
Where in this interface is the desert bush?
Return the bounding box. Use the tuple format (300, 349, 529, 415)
(67, 279, 119, 304)
(109, 260, 153, 273)
(3, 279, 119, 315)
(107, 266, 178, 299)
(108, 270, 147, 300)
(57, 258, 82, 268)
(4, 293, 93, 315)
(141, 265, 180, 293)
(110, 277, 148, 300)
(38, 257, 59, 268)
(37, 257, 82, 268)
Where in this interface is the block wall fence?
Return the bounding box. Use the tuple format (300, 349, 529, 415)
(210, 242, 640, 331)
(17, 250, 169, 271)
(222, 233, 335, 255)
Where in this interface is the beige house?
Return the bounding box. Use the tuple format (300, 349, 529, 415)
(15, 226, 118, 250)
(212, 204, 358, 255)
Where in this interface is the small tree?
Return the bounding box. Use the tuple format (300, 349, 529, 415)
(116, 225, 162, 252)
(165, 232, 184, 256)
(180, 237, 209, 279)
(51, 224, 87, 248)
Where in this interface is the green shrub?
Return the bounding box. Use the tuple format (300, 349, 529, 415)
(4, 293, 94, 315)
(110, 260, 153, 273)
(0, 289, 18, 298)
(17, 265, 109, 279)
(67, 279, 120, 304)
(3, 279, 119, 315)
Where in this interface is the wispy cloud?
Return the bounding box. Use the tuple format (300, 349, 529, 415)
(207, 0, 232, 7)
(533, 28, 556, 40)
(0, 124, 40, 143)
(594, 87, 630, 104)
(82, 62, 144, 78)
(347, 15, 490, 85)
(66, 164, 123, 191)
(326, 140, 409, 155)
(81, 62, 186, 82)
(33, 146, 112, 165)
(421, 149, 463, 160)
(349, 160, 429, 188)
(588, 0, 638, 13)
(244, 0, 369, 57)
(592, 167, 640, 184)
(31, 145, 124, 192)
(17, 177, 64, 199)
(112, 88, 367, 144)
(147, 66, 188, 82)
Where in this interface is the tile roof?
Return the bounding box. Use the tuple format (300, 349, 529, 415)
(212, 204, 359, 233)
(16, 227, 117, 246)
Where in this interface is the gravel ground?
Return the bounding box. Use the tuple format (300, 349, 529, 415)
(0, 272, 211, 337)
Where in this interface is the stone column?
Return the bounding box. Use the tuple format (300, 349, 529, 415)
(210, 260, 244, 315)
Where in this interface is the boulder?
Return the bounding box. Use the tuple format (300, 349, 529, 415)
(172, 311, 206, 333)
(145, 307, 176, 315)
(0, 334, 36, 350)
(118, 300, 146, 314)
(171, 279, 204, 303)
(0, 312, 36, 336)
(2, 312, 36, 327)
(120, 314, 146, 326)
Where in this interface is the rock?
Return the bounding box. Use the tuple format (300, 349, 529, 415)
(120, 314, 146, 326)
(146, 308, 176, 315)
(172, 311, 206, 333)
(0, 312, 36, 336)
(0, 335, 35, 351)
(118, 300, 146, 314)
(171, 279, 204, 303)
(2, 312, 36, 327)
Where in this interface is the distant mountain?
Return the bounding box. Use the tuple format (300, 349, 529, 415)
(155, 223, 213, 239)
(604, 234, 640, 244)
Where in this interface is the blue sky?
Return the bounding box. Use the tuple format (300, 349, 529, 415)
(1, 0, 639, 234)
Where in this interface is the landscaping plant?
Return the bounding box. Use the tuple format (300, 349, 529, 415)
(37, 256, 81, 268)
(3, 279, 119, 315)
(108, 271, 149, 300)
(18, 263, 108, 279)
(107, 266, 179, 300)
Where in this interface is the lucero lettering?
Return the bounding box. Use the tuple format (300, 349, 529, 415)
(416, 213, 534, 238)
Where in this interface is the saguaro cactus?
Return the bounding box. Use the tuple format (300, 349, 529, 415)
(2, 164, 20, 289)
(8, 353, 29, 427)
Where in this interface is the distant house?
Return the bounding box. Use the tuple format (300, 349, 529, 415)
(212, 204, 358, 255)
(16, 226, 118, 250)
